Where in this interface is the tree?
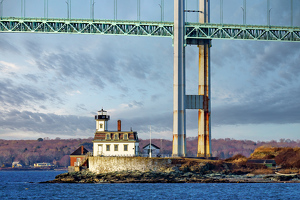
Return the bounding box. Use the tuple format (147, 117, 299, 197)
(37, 138, 44, 142)
(58, 155, 70, 167)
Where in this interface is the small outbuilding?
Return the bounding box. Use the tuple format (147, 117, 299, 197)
(34, 163, 52, 167)
(143, 144, 160, 157)
(12, 161, 22, 168)
(69, 146, 89, 167)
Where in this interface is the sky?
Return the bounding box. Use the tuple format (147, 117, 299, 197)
(0, 0, 299, 141)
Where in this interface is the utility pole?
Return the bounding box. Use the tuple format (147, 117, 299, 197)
(66, 0, 69, 19)
(267, 0, 272, 26)
(90, 0, 95, 20)
(149, 126, 152, 158)
(159, 0, 164, 22)
(0, 0, 4, 20)
(242, 0, 246, 25)
(137, 0, 140, 21)
(114, 0, 117, 20)
(44, 0, 48, 19)
(291, 0, 293, 27)
(21, 0, 25, 18)
(220, 0, 223, 24)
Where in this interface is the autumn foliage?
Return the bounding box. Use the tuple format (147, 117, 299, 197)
(0, 138, 93, 167)
(250, 146, 300, 168)
(0, 137, 299, 168)
(139, 138, 300, 159)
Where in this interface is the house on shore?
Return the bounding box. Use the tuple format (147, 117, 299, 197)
(68, 146, 90, 172)
(34, 163, 52, 167)
(143, 144, 160, 157)
(12, 161, 22, 168)
(68, 109, 139, 172)
(70, 146, 89, 167)
(93, 109, 139, 157)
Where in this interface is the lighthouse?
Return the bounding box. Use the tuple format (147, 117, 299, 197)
(95, 109, 110, 132)
(92, 109, 139, 157)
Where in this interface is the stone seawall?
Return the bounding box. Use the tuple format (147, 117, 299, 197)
(89, 157, 173, 173)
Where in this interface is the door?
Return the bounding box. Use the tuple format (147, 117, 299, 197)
(98, 145, 103, 156)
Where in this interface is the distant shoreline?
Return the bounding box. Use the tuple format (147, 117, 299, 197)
(0, 167, 67, 171)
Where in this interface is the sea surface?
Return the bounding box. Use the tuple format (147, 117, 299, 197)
(0, 171, 300, 199)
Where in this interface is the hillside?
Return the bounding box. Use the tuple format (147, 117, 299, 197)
(0, 138, 93, 167)
(249, 146, 300, 168)
(139, 138, 300, 158)
(0, 137, 299, 167)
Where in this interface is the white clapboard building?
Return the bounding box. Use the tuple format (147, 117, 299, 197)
(92, 109, 139, 157)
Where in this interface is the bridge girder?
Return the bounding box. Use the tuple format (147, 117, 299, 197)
(0, 17, 299, 43)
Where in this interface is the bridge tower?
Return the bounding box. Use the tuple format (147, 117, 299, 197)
(172, 0, 186, 157)
(197, 0, 211, 157)
(172, 0, 211, 158)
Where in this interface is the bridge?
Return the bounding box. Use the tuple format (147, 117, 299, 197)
(0, 18, 299, 42)
(0, 0, 299, 157)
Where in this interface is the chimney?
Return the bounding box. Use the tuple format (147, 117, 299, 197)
(81, 146, 84, 155)
(118, 120, 121, 131)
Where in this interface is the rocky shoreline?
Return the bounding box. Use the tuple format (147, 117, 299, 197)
(43, 164, 300, 184)
(43, 171, 300, 184)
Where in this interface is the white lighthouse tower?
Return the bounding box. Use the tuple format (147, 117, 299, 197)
(95, 108, 110, 132)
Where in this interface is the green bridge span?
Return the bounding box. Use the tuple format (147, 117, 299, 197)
(1, 17, 299, 44)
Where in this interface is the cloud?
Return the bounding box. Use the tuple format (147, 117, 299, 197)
(151, 94, 160, 102)
(0, 109, 94, 135)
(128, 101, 144, 108)
(0, 78, 61, 109)
(0, 36, 20, 55)
(119, 111, 173, 133)
(1, 0, 299, 141)
(23, 74, 39, 83)
(250, 42, 300, 77)
(212, 85, 300, 125)
(77, 104, 87, 111)
(24, 37, 167, 92)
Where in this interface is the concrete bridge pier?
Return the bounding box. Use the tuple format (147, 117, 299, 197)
(197, 0, 211, 157)
(172, 0, 186, 157)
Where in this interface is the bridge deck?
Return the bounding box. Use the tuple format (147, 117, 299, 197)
(0, 17, 299, 43)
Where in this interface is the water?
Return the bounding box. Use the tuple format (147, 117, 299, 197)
(0, 171, 300, 199)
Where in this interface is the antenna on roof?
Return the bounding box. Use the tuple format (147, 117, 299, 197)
(149, 125, 152, 158)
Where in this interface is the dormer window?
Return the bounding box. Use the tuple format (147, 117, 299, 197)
(106, 134, 110, 140)
(124, 134, 128, 140)
(114, 134, 119, 140)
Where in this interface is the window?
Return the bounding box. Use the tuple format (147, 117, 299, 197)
(100, 124, 103, 128)
(114, 134, 118, 140)
(124, 144, 128, 151)
(106, 134, 110, 140)
(106, 145, 110, 151)
(114, 145, 118, 151)
(124, 134, 128, 140)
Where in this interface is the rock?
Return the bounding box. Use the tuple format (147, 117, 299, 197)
(189, 162, 210, 174)
(273, 175, 297, 181)
(42, 160, 300, 184)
